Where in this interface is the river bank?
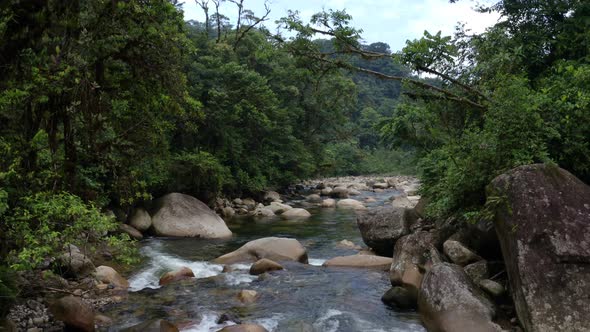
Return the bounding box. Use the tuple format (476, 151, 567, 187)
(5, 175, 423, 331)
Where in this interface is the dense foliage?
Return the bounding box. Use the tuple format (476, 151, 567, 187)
(0, 0, 409, 275)
(279, 1, 589, 221)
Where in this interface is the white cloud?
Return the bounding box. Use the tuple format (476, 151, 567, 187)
(181, 0, 501, 51)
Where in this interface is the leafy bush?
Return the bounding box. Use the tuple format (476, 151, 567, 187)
(6, 192, 137, 271)
(0, 266, 18, 318)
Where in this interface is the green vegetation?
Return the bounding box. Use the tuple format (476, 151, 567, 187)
(0, 0, 410, 277)
(279, 1, 589, 221)
(0, 0, 587, 308)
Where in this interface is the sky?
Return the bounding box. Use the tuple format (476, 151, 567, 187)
(180, 0, 501, 52)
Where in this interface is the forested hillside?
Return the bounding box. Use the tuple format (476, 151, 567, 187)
(1, 1, 589, 327)
(0, 1, 409, 275)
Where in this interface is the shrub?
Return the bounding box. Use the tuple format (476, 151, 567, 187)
(6, 192, 137, 271)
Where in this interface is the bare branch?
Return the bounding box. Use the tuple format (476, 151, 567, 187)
(293, 50, 486, 110)
(233, 1, 271, 50)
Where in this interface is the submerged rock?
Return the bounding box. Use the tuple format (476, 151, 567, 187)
(218, 324, 268, 332)
(323, 255, 392, 271)
(159, 267, 195, 286)
(382, 286, 415, 310)
(280, 208, 311, 219)
(489, 164, 590, 332)
(151, 193, 232, 238)
(237, 290, 259, 304)
(122, 319, 179, 332)
(214, 237, 308, 264)
(249, 258, 284, 275)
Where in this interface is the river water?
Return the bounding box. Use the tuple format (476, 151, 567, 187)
(102, 190, 426, 332)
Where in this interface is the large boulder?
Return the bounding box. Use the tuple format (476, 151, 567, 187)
(418, 263, 501, 332)
(57, 244, 95, 278)
(49, 296, 95, 332)
(95, 266, 129, 289)
(489, 164, 590, 332)
(323, 255, 392, 271)
(151, 193, 232, 238)
(390, 231, 442, 305)
(280, 208, 311, 219)
(129, 207, 152, 232)
(356, 206, 410, 256)
(214, 237, 308, 264)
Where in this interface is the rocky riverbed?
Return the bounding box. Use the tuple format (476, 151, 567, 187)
(7, 165, 590, 332)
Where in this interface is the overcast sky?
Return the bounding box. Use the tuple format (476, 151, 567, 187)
(180, 0, 501, 52)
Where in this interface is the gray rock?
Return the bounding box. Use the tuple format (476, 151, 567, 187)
(382, 286, 416, 310)
(95, 265, 129, 289)
(151, 193, 232, 238)
(323, 255, 392, 270)
(329, 187, 349, 199)
(479, 279, 505, 297)
(222, 206, 235, 218)
(128, 207, 152, 232)
(267, 202, 292, 214)
(489, 164, 590, 332)
(57, 245, 95, 278)
(418, 263, 502, 332)
(263, 191, 280, 203)
(214, 237, 308, 264)
(280, 208, 311, 219)
(306, 194, 322, 203)
(119, 224, 143, 240)
(443, 240, 481, 266)
(390, 231, 442, 297)
(320, 199, 336, 208)
(336, 199, 366, 210)
(356, 206, 410, 256)
(320, 188, 333, 196)
(49, 296, 94, 332)
(373, 182, 389, 189)
(249, 258, 284, 275)
(464, 260, 489, 284)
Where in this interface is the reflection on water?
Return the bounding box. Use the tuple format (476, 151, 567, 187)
(102, 190, 425, 332)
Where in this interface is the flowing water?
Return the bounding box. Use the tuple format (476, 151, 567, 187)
(102, 190, 426, 332)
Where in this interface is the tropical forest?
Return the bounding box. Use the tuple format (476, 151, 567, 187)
(0, 0, 588, 331)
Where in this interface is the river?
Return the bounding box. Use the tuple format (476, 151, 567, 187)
(101, 189, 426, 331)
